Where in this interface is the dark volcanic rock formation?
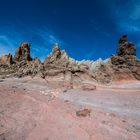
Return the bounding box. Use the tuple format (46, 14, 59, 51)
(118, 35, 136, 56)
(111, 35, 137, 66)
(14, 42, 32, 63)
(110, 35, 140, 81)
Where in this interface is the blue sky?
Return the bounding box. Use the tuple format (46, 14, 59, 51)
(0, 0, 140, 61)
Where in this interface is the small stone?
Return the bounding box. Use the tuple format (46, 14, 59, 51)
(63, 89, 67, 92)
(76, 108, 91, 117)
(122, 120, 126, 123)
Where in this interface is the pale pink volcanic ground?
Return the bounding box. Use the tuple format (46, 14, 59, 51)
(0, 77, 140, 140)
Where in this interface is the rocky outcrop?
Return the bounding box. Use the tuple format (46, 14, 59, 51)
(43, 43, 94, 89)
(44, 43, 79, 70)
(0, 35, 140, 86)
(0, 53, 12, 65)
(111, 35, 137, 66)
(110, 35, 140, 81)
(77, 35, 140, 84)
(117, 35, 136, 56)
(15, 57, 43, 78)
(14, 42, 32, 64)
(0, 53, 14, 78)
(0, 43, 42, 78)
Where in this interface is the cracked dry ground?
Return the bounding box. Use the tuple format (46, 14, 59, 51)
(0, 77, 140, 140)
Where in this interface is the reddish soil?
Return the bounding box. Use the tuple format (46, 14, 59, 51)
(0, 77, 140, 140)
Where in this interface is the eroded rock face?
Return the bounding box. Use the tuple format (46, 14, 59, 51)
(111, 35, 137, 65)
(44, 43, 77, 68)
(13, 56, 44, 78)
(79, 35, 140, 84)
(44, 44, 87, 75)
(14, 42, 32, 63)
(118, 35, 127, 44)
(43, 43, 95, 88)
(0, 35, 140, 85)
(110, 35, 140, 81)
(0, 53, 14, 78)
(0, 53, 12, 65)
(117, 35, 136, 56)
(0, 42, 42, 78)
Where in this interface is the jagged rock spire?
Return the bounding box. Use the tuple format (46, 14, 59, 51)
(52, 43, 59, 53)
(118, 35, 127, 44)
(117, 35, 136, 56)
(44, 43, 62, 65)
(111, 35, 137, 66)
(14, 42, 32, 63)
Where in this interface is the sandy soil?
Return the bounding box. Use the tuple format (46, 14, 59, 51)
(0, 77, 140, 140)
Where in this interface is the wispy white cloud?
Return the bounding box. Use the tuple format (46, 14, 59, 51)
(29, 28, 65, 61)
(118, 23, 140, 33)
(110, 0, 140, 33)
(129, 4, 140, 20)
(36, 28, 64, 48)
(31, 44, 51, 62)
(0, 26, 65, 61)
